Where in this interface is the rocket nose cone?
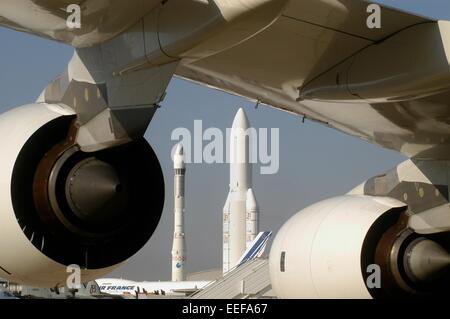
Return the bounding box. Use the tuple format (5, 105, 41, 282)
(232, 108, 250, 130)
(173, 143, 185, 169)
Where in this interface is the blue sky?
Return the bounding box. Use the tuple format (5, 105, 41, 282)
(0, 1, 444, 281)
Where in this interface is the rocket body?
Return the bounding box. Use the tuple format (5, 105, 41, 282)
(246, 188, 259, 247)
(223, 109, 259, 274)
(172, 144, 186, 282)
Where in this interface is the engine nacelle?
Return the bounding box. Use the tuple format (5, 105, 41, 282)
(0, 103, 165, 287)
(269, 195, 406, 299)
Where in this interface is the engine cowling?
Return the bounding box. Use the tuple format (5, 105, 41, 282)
(270, 195, 450, 298)
(269, 195, 407, 298)
(0, 103, 164, 287)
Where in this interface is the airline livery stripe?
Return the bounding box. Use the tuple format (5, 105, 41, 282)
(238, 231, 272, 266)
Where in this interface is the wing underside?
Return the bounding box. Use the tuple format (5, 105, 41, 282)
(176, 1, 450, 160)
(0, 0, 161, 47)
(2, 0, 449, 159)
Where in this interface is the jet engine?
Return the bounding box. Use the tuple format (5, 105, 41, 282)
(0, 103, 165, 287)
(269, 195, 450, 298)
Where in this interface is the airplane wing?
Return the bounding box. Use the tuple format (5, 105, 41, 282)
(1, 1, 449, 159)
(0, 0, 162, 47)
(176, 1, 450, 160)
(177, 0, 432, 101)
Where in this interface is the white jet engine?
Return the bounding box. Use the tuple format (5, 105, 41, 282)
(269, 195, 450, 298)
(0, 104, 165, 287)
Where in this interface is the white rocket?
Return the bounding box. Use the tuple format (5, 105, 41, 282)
(246, 188, 259, 246)
(223, 108, 260, 274)
(172, 144, 186, 282)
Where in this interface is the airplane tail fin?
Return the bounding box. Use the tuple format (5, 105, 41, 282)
(236, 231, 272, 268)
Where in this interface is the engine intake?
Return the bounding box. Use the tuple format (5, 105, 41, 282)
(0, 104, 164, 287)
